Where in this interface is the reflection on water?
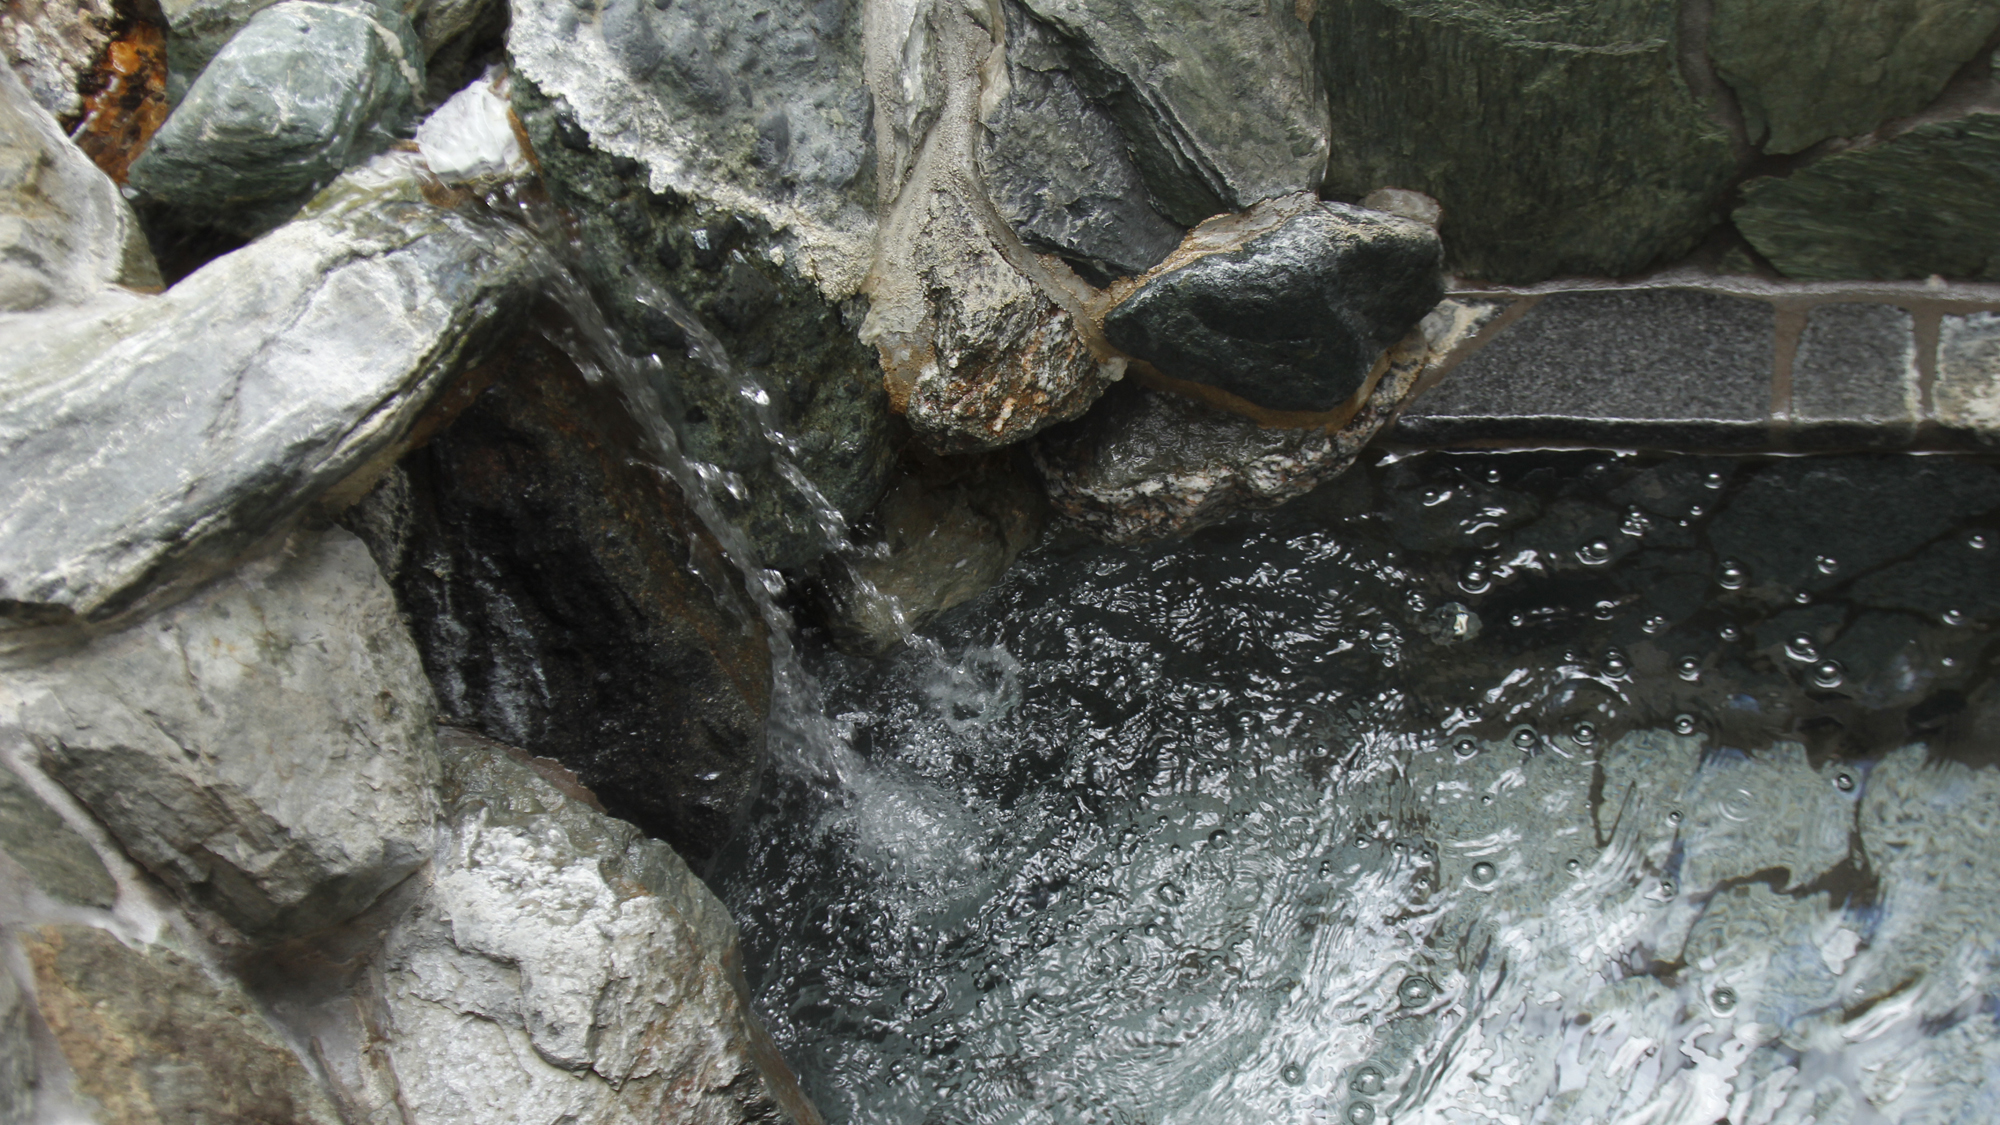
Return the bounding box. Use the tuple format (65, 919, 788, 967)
(714, 451, 2000, 1125)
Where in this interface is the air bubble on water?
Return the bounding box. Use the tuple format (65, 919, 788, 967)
(1593, 600, 1617, 621)
(1718, 624, 1741, 641)
(1816, 555, 1840, 574)
(1350, 1065, 1387, 1096)
(1660, 879, 1678, 897)
(1470, 861, 1497, 885)
(1667, 810, 1682, 825)
(1512, 727, 1539, 750)
(1811, 661, 1845, 688)
(1642, 615, 1668, 634)
(1572, 721, 1596, 744)
(1711, 986, 1737, 1013)
(1688, 503, 1706, 518)
(1943, 608, 1968, 626)
(1971, 533, 1989, 550)
(1786, 635, 1820, 662)
(1355, 835, 1370, 849)
(1209, 829, 1231, 848)
(1603, 648, 1630, 675)
(1577, 540, 1612, 566)
(1453, 738, 1479, 759)
(1565, 858, 1581, 873)
(1795, 591, 1813, 605)
(1280, 1063, 1304, 1086)
(1835, 772, 1856, 792)
(1704, 471, 1726, 489)
(1718, 560, 1747, 589)
(1345, 1102, 1377, 1125)
(1460, 568, 1490, 594)
(1485, 468, 1503, 483)
(1677, 656, 1701, 682)
(1398, 976, 1436, 1006)
(1672, 714, 1698, 735)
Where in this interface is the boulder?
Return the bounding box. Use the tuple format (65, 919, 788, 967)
(1102, 193, 1442, 413)
(0, 761, 117, 908)
(348, 332, 773, 866)
(1313, 0, 1738, 283)
(20, 924, 343, 1125)
(0, 63, 160, 310)
(1013, 0, 1327, 226)
(511, 79, 896, 570)
(128, 0, 423, 236)
(364, 729, 823, 1124)
(1734, 112, 2000, 281)
(1708, 0, 2000, 155)
(0, 152, 545, 645)
(1938, 311, 2000, 437)
(1, 0, 119, 118)
(1033, 329, 1429, 543)
(0, 963, 27, 1122)
(1, 527, 442, 938)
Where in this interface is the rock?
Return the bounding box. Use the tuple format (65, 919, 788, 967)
(351, 332, 773, 866)
(64, 9, 168, 183)
(1708, 0, 2000, 155)
(979, 1, 1184, 284)
(1014, 0, 1327, 227)
(1, 0, 118, 117)
(1789, 303, 1919, 448)
(0, 762, 116, 908)
(819, 454, 1047, 651)
(0, 63, 159, 310)
(20, 923, 344, 1125)
(127, 0, 423, 236)
(862, 0, 1121, 455)
(1102, 193, 1442, 413)
(512, 79, 896, 570)
(2, 527, 441, 938)
(0, 963, 29, 1123)
(1313, 0, 1738, 283)
(1937, 311, 2000, 439)
(1032, 330, 1428, 544)
(414, 68, 525, 183)
(0, 153, 545, 643)
(367, 729, 822, 1124)
(158, 0, 274, 98)
(506, 0, 875, 297)
(1734, 112, 2000, 281)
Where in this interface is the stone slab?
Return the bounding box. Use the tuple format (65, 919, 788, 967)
(1789, 302, 1920, 449)
(1394, 289, 1776, 449)
(0, 762, 115, 908)
(1938, 310, 2000, 441)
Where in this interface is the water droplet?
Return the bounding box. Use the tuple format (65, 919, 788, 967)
(1642, 615, 1667, 634)
(1971, 533, 1989, 550)
(1565, 858, 1581, 873)
(1470, 861, 1497, 885)
(1452, 738, 1478, 760)
(1704, 472, 1726, 490)
(1345, 1103, 1377, 1125)
(1677, 656, 1702, 682)
(1460, 568, 1490, 594)
(1280, 1063, 1304, 1086)
(1687, 503, 1706, 518)
(1350, 1065, 1387, 1096)
(1672, 714, 1698, 736)
(1397, 976, 1436, 1006)
(1945, 656, 1959, 668)
(1943, 608, 1968, 626)
(1603, 648, 1630, 675)
(1835, 772, 1856, 792)
(1786, 635, 1820, 662)
(1512, 727, 1538, 750)
(1572, 721, 1597, 745)
(1355, 835, 1369, 849)
(1593, 600, 1617, 621)
(1577, 540, 1612, 566)
(1660, 879, 1677, 897)
(1480, 794, 1493, 804)
(1710, 986, 1737, 1013)
(1156, 881, 1184, 905)
(1811, 660, 1845, 689)
(1718, 624, 1741, 641)
(1795, 591, 1813, 605)
(1485, 468, 1503, 483)
(1667, 810, 1682, 825)
(1208, 829, 1231, 848)
(1718, 560, 1747, 589)
(1816, 555, 1840, 575)
(1422, 488, 1450, 507)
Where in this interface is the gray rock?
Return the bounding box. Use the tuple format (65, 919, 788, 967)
(1, 0, 119, 118)
(1033, 331, 1428, 544)
(1394, 289, 1776, 449)
(0, 64, 159, 311)
(129, 0, 423, 235)
(1314, 0, 1739, 283)
(1103, 193, 1443, 413)
(366, 729, 822, 1124)
(158, 0, 279, 99)
(0, 762, 115, 908)
(2, 528, 441, 938)
(1789, 303, 1918, 448)
(0, 153, 545, 643)
(1938, 310, 2000, 439)
(1015, 0, 1327, 226)
(980, 1, 1183, 283)
(20, 923, 343, 1125)
(1709, 0, 2000, 155)
(0, 951, 30, 1124)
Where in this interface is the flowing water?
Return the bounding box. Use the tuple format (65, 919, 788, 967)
(711, 450, 2000, 1125)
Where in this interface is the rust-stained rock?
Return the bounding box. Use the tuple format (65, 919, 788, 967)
(67, 9, 166, 183)
(21, 924, 343, 1125)
(2, 0, 117, 118)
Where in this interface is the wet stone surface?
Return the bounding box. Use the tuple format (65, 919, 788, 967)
(1789, 303, 1919, 448)
(716, 449, 2000, 1124)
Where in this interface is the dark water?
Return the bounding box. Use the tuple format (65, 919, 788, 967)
(716, 450, 2000, 1125)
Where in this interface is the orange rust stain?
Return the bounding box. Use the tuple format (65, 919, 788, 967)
(71, 17, 168, 183)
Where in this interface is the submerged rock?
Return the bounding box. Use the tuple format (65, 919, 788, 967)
(362, 729, 823, 1124)
(1314, 0, 1738, 283)
(1, 528, 441, 938)
(1033, 331, 1429, 544)
(352, 333, 773, 866)
(1734, 112, 2000, 281)
(128, 0, 423, 235)
(0, 153, 545, 644)
(0, 63, 160, 310)
(1013, 0, 1327, 226)
(1708, 0, 2000, 155)
(21, 924, 344, 1125)
(1102, 193, 1442, 413)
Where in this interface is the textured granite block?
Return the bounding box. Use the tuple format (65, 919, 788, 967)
(1394, 290, 1776, 449)
(1938, 311, 2000, 441)
(1789, 303, 1919, 449)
